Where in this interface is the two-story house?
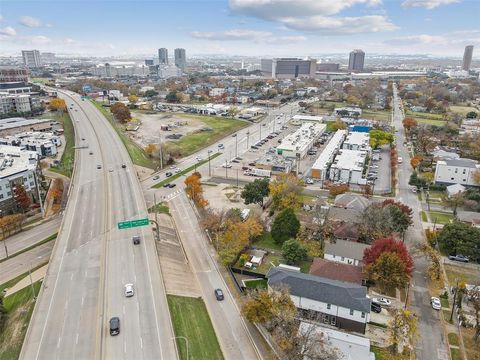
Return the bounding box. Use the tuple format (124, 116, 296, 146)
(267, 267, 371, 334)
(324, 239, 370, 266)
(434, 158, 480, 187)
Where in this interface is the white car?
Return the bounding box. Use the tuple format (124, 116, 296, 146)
(430, 297, 441, 310)
(125, 283, 134, 297)
(222, 162, 232, 168)
(305, 178, 314, 185)
(174, 167, 181, 173)
(195, 156, 202, 161)
(372, 297, 392, 307)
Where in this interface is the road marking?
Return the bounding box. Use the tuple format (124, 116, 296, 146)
(123, 305, 125, 315)
(140, 337, 143, 349)
(57, 337, 61, 349)
(70, 273, 74, 280)
(124, 341, 127, 353)
(75, 333, 79, 345)
(81, 296, 85, 306)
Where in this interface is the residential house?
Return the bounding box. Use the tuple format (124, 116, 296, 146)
(334, 193, 371, 211)
(434, 158, 480, 187)
(457, 211, 480, 228)
(309, 258, 365, 285)
(324, 239, 370, 266)
(267, 267, 371, 333)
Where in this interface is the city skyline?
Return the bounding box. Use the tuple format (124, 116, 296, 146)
(1, 0, 480, 57)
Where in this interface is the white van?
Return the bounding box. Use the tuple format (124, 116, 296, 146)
(398, 157, 403, 164)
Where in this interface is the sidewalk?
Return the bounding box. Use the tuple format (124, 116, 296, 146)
(5, 264, 48, 297)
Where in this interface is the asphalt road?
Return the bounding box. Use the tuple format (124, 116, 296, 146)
(21, 91, 177, 359)
(0, 217, 61, 261)
(392, 84, 449, 360)
(169, 193, 260, 360)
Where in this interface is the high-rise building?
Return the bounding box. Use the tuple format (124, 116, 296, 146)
(41, 52, 56, 63)
(174, 48, 186, 70)
(348, 50, 365, 72)
(261, 58, 317, 79)
(22, 50, 42, 68)
(158, 48, 168, 65)
(462, 45, 474, 71)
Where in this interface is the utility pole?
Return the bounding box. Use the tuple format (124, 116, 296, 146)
(233, 134, 238, 158)
(225, 159, 228, 179)
(246, 131, 250, 148)
(450, 278, 459, 322)
(207, 150, 212, 177)
(153, 192, 158, 233)
(259, 123, 262, 140)
(158, 132, 164, 170)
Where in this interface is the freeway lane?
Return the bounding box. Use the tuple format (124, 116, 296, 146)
(392, 84, 449, 360)
(170, 193, 260, 360)
(21, 92, 177, 359)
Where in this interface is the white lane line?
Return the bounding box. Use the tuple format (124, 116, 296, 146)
(123, 305, 125, 315)
(75, 333, 79, 345)
(140, 337, 143, 349)
(70, 273, 74, 280)
(81, 296, 85, 306)
(124, 341, 127, 354)
(57, 337, 61, 349)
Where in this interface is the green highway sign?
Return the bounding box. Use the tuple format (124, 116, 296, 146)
(118, 218, 150, 230)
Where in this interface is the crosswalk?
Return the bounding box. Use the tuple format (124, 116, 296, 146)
(163, 189, 182, 201)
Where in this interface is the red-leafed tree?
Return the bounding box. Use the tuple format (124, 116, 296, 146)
(382, 199, 413, 224)
(363, 237, 414, 277)
(13, 184, 31, 212)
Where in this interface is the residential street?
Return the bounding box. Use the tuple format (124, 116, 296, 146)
(392, 84, 449, 360)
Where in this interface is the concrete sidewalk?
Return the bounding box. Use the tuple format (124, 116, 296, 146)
(5, 264, 48, 297)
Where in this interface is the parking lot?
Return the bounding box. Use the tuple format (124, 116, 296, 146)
(369, 145, 391, 194)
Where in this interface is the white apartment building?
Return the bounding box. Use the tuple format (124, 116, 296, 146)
(0, 94, 32, 116)
(434, 158, 480, 187)
(329, 149, 368, 184)
(277, 123, 326, 158)
(310, 130, 347, 180)
(0, 131, 61, 157)
(342, 132, 370, 152)
(0, 145, 39, 211)
(209, 88, 226, 97)
(267, 267, 371, 334)
(22, 50, 41, 68)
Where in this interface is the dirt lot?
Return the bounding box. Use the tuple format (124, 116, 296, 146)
(133, 111, 205, 148)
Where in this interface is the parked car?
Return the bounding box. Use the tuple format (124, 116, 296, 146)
(132, 236, 141, 245)
(371, 302, 382, 313)
(448, 254, 469, 263)
(168, 183, 176, 188)
(89, 151, 93, 155)
(195, 156, 202, 161)
(165, 172, 173, 177)
(242, 167, 250, 171)
(372, 297, 392, 307)
(174, 168, 181, 173)
(430, 297, 441, 310)
(214, 288, 224, 301)
(124, 283, 134, 297)
(153, 175, 160, 180)
(121, 164, 126, 169)
(248, 162, 256, 166)
(97, 164, 102, 169)
(218, 144, 224, 149)
(163, 183, 170, 188)
(109, 317, 120, 336)
(305, 178, 314, 185)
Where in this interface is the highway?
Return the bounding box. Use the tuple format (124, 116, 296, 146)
(21, 91, 177, 359)
(170, 193, 260, 359)
(392, 84, 449, 360)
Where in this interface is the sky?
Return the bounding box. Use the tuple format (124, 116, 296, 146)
(1, 0, 479, 58)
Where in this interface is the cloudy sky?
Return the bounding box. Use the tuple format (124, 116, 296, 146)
(1, 0, 479, 57)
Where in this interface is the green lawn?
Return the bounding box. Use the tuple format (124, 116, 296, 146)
(362, 109, 391, 122)
(440, 297, 449, 308)
(443, 309, 454, 324)
(253, 232, 282, 251)
(168, 115, 249, 157)
(256, 254, 281, 274)
(370, 346, 391, 360)
(45, 112, 75, 177)
(427, 211, 453, 225)
(148, 202, 170, 215)
(448, 333, 459, 346)
(0, 281, 41, 360)
(92, 101, 158, 169)
(444, 264, 480, 285)
(299, 260, 312, 274)
(449, 105, 478, 115)
(167, 295, 223, 360)
(243, 278, 268, 289)
(421, 211, 428, 222)
(405, 110, 446, 125)
(152, 152, 221, 188)
(450, 347, 461, 360)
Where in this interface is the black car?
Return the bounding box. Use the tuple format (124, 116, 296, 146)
(132, 236, 141, 245)
(448, 254, 469, 263)
(109, 317, 120, 336)
(165, 172, 173, 177)
(371, 302, 381, 313)
(168, 183, 176, 188)
(214, 288, 224, 301)
(121, 164, 126, 169)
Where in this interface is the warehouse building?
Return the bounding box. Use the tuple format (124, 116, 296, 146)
(342, 132, 370, 152)
(276, 123, 326, 159)
(310, 130, 347, 180)
(329, 149, 368, 184)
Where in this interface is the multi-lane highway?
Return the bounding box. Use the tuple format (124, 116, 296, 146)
(392, 85, 449, 360)
(21, 91, 177, 359)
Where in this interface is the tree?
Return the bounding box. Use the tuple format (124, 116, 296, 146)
(388, 309, 418, 354)
(466, 111, 478, 119)
(48, 98, 66, 111)
(128, 94, 138, 105)
(282, 239, 307, 265)
(242, 286, 296, 325)
(329, 184, 349, 196)
(241, 178, 270, 206)
(441, 192, 464, 217)
(144, 89, 158, 98)
(473, 169, 480, 185)
(422, 244, 442, 281)
(331, 119, 347, 130)
(0, 292, 6, 330)
(166, 91, 180, 103)
(110, 102, 131, 123)
(0, 214, 25, 239)
(184, 172, 208, 208)
(369, 130, 394, 149)
(366, 252, 410, 292)
(13, 183, 31, 212)
(271, 208, 300, 245)
(269, 173, 304, 211)
(437, 221, 480, 261)
(363, 237, 414, 277)
(227, 106, 239, 117)
(402, 117, 417, 132)
(410, 155, 422, 170)
(144, 143, 159, 156)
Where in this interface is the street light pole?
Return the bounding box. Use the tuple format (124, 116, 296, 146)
(172, 336, 189, 360)
(207, 150, 212, 177)
(233, 134, 238, 158)
(246, 131, 250, 148)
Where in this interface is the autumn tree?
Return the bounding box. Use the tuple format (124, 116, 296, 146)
(441, 192, 465, 217)
(410, 155, 423, 170)
(184, 171, 208, 208)
(363, 237, 414, 277)
(366, 252, 410, 292)
(144, 143, 159, 157)
(0, 214, 25, 239)
(369, 130, 394, 149)
(271, 208, 300, 245)
(227, 106, 239, 117)
(128, 94, 138, 105)
(241, 178, 270, 206)
(110, 102, 131, 123)
(13, 184, 31, 212)
(402, 117, 417, 133)
(269, 173, 304, 211)
(331, 119, 347, 131)
(473, 169, 480, 185)
(329, 184, 349, 196)
(48, 98, 67, 111)
(242, 286, 296, 325)
(388, 309, 418, 354)
(282, 239, 307, 265)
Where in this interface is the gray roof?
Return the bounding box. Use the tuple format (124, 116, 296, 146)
(444, 158, 479, 168)
(334, 194, 371, 211)
(324, 239, 370, 261)
(267, 267, 370, 313)
(327, 207, 360, 223)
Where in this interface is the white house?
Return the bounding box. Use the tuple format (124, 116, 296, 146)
(267, 267, 371, 334)
(434, 158, 480, 187)
(324, 239, 370, 266)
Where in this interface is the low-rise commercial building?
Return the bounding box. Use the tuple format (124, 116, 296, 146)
(0, 131, 61, 157)
(434, 158, 480, 187)
(342, 132, 370, 151)
(255, 154, 294, 174)
(291, 114, 323, 125)
(329, 149, 367, 184)
(310, 130, 347, 180)
(276, 123, 326, 159)
(0, 117, 54, 137)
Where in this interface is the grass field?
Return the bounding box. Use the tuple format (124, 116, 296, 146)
(448, 333, 459, 346)
(0, 281, 41, 360)
(45, 112, 75, 177)
(362, 109, 391, 122)
(461, 327, 480, 360)
(253, 232, 282, 251)
(428, 211, 453, 225)
(450, 105, 478, 115)
(92, 101, 158, 169)
(167, 295, 223, 360)
(405, 110, 446, 125)
(152, 152, 221, 188)
(421, 211, 428, 222)
(450, 347, 461, 360)
(169, 115, 249, 157)
(148, 202, 170, 215)
(444, 264, 480, 285)
(243, 278, 268, 289)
